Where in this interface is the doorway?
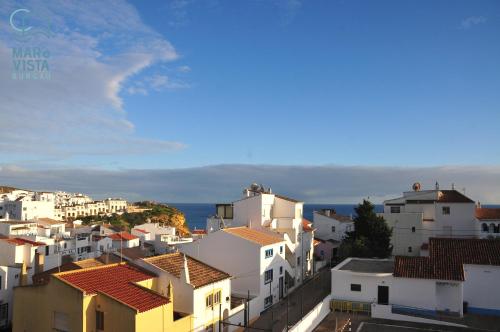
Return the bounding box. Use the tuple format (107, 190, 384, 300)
(377, 286, 389, 305)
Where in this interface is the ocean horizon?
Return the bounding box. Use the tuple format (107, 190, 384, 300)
(167, 203, 384, 231)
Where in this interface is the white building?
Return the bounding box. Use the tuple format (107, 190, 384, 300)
(313, 209, 354, 243)
(180, 226, 294, 316)
(476, 206, 500, 238)
(108, 231, 140, 249)
(3, 198, 55, 221)
(206, 184, 315, 284)
(138, 252, 232, 331)
(0, 236, 47, 328)
(381, 183, 476, 256)
(331, 237, 500, 323)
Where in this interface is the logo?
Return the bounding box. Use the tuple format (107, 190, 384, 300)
(10, 8, 53, 80)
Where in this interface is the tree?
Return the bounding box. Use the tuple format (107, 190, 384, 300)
(339, 200, 393, 259)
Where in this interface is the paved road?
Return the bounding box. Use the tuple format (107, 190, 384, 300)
(250, 268, 331, 332)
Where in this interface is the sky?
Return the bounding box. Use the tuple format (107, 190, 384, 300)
(0, 0, 499, 203)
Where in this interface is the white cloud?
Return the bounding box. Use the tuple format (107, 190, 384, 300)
(177, 65, 191, 73)
(461, 16, 487, 29)
(0, 0, 185, 160)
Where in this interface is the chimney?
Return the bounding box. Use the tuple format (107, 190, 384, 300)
(435, 181, 440, 190)
(180, 254, 190, 284)
(167, 281, 174, 299)
(477, 201, 481, 208)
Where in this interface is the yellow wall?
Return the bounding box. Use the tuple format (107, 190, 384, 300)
(13, 277, 85, 332)
(13, 274, 194, 332)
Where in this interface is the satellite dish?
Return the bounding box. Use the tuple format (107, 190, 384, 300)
(412, 182, 421, 191)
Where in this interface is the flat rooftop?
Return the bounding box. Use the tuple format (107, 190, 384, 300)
(339, 259, 394, 274)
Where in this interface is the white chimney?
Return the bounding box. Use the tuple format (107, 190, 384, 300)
(180, 254, 190, 284)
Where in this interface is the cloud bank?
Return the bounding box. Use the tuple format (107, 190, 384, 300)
(0, 0, 185, 160)
(1, 164, 499, 204)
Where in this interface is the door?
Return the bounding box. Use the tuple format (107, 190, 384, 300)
(279, 277, 284, 299)
(377, 286, 389, 305)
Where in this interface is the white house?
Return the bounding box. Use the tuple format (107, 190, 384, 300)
(206, 184, 315, 284)
(313, 209, 354, 243)
(331, 237, 500, 323)
(0, 221, 38, 237)
(2, 198, 55, 221)
(138, 252, 232, 331)
(331, 257, 464, 320)
(108, 231, 140, 249)
(180, 226, 294, 316)
(131, 222, 192, 254)
(476, 206, 500, 238)
(0, 236, 47, 328)
(381, 183, 476, 256)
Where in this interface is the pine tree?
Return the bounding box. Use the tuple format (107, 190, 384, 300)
(339, 200, 393, 258)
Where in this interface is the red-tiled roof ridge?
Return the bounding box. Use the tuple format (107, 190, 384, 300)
(475, 207, 500, 220)
(134, 228, 150, 234)
(109, 231, 139, 241)
(144, 252, 231, 288)
(2, 237, 46, 246)
(56, 263, 166, 312)
(302, 219, 314, 232)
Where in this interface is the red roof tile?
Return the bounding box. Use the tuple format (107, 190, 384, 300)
(134, 229, 150, 234)
(192, 229, 207, 235)
(145, 253, 230, 288)
(475, 208, 500, 221)
(57, 263, 168, 312)
(109, 232, 139, 241)
(395, 238, 500, 281)
(2, 237, 46, 246)
(302, 219, 314, 232)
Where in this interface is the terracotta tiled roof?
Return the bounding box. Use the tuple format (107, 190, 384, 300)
(33, 258, 108, 285)
(57, 263, 168, 312)
(109, 232, 139, 241)
(37, 218, 65, 226)
(394, 256, 464, 281)
(192, 229, 207, 235)
(2, 237, 46, 246)
(145, 253, 230, 288)
(316, 211, 353, 223)
(437, 190, 474, 203)
(395, 238, 500, 281)
(475, 208, 500, 221)
(223, 227, 284, 246)
(313, 239, 321, 246)
(302, 219, 314, 232)
(429, 238, 500, 266)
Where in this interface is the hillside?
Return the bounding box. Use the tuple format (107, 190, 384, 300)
(81, 201, 191, 236)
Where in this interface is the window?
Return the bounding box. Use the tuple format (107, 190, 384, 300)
(482, 223, 489, 232)
(96, 310, 104, 330)
(206, 294, 213, 308)
(350, 284, 361, 292)
(331, 226, 336, 233)
(264, 269, 273, 284)
(280, 246, 283, 254)
(265, 249, 273, 259)
(264, 295, 273, 308)
(297, 256, 301, 266)
(411, 227, 416, 233)
(64, 243, 67, 249)
(45, 246, 49, 256)
(442, 206, 450, 215)
(280, 266, 283, 275)
(390, 206, 401, 214)
(214, 290, 221, 305)
(408, 246, 412, 253)
(53, 311, 69, 332)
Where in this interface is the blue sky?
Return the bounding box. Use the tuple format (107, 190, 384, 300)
(122, 0, 500, 169)
(1, 0, 500, 202)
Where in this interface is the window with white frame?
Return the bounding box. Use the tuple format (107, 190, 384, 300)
(265, 248, 273, 259)
(331, 226, 335, 232)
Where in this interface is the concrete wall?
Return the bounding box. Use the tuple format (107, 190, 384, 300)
(288, 295, 331, 332)
(464, 264, 500, 314)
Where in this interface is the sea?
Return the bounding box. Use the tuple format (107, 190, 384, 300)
(167, 203, 384, 231)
